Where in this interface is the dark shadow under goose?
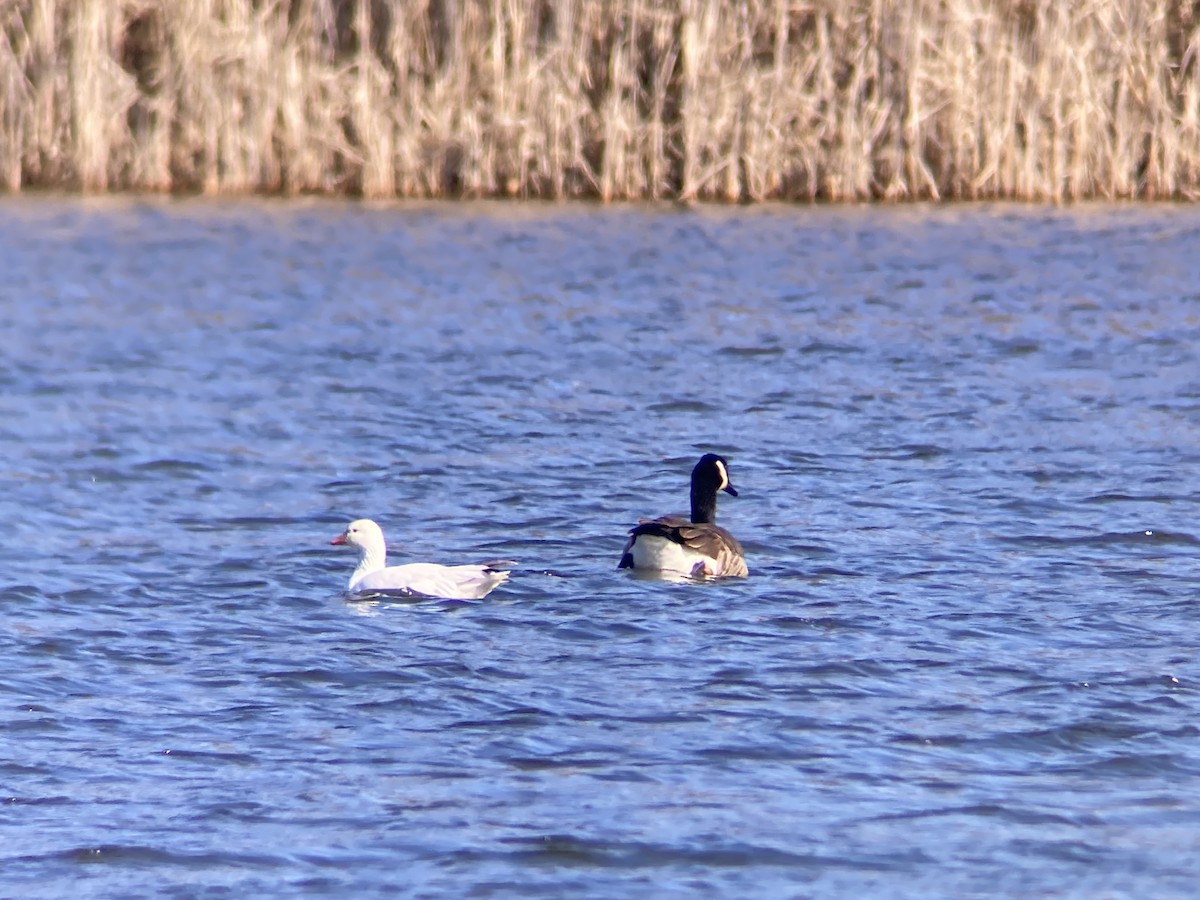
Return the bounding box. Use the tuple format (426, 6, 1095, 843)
(618, 453, 748, 578)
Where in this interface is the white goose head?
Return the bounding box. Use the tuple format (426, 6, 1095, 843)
(330, 518, 386, 553)
(330, 518, 389, 582)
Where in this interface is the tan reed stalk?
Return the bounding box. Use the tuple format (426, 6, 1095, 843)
(66, 0, 138, 190)
(352, 0, 395, 198)
(0, 3, 30, 191)
(2, 0, 1200, 200)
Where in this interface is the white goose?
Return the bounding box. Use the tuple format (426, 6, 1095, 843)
(618, 453, 748, 578)
(330, 518, 510, 600)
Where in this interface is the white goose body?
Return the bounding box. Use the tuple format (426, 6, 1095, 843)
(332, 519, 510, 600)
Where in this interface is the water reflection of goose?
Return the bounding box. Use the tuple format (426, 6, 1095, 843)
(618, 453, 748, 578)
(330, 518, 511, 600)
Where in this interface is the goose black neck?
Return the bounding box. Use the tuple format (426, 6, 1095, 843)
(690, 484, 718, 524)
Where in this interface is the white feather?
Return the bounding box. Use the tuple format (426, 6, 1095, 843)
(628, 534, 717, 577)
(333, 518, 509, 600)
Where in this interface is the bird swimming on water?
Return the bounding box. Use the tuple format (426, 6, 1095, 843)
(331, 518, 511, 600)
(618, 453, 748, 578)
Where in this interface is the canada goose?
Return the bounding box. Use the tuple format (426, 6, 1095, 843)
(618, 453, 748, 578)
(330, 518, 510, 599)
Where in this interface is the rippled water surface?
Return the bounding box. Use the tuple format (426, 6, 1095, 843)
(3, 197, 1200, 897)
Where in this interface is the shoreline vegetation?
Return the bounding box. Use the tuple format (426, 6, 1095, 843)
(3, 1, 1200, 202)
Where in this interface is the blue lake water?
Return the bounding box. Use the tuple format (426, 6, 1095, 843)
(1, 197, 1199, 896)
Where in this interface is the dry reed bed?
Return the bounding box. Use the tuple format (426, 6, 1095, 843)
(2, 0, 1199, 201)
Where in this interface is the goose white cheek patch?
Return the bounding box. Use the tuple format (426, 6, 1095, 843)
(714, 459, 729, 492)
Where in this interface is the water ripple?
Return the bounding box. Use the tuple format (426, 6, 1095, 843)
(0, 199, 1199, 896)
